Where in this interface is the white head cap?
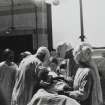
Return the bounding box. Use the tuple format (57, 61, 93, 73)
(74, 42, 93, 64)
(66, 42, 73, 51)
(36, 46, 50, 61)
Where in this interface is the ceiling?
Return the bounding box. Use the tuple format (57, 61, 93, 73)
(0, 0, 45, 11)
(0, 0, 33, 6)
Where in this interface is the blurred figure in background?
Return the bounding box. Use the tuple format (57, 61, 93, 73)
(50, 49, 57, 57)
(0, 48, 18, 105)
(56, 42, 78, 79)
(48, 57, 58, 78)
(58, 60, 67, 78)
(64, 42, 78, 79)
(56, 42, 67, 59)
